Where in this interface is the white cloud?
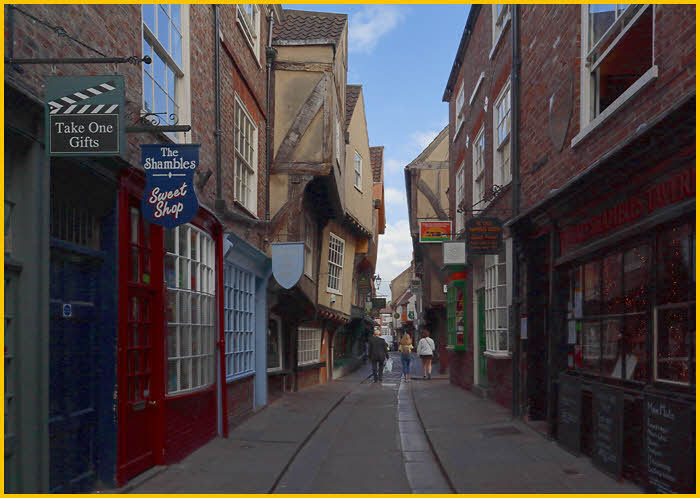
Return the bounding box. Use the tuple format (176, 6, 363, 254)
(376, 219, 413, 301)
(410, 129, 441, 152)
(384, 187, 406, 206)
(385, 158, 404, 173)
(349, 5, 406, 54)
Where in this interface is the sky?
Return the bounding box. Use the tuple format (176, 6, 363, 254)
(288, 4, 470, 300)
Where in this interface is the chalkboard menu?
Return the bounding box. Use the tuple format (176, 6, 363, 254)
(557, 374, 582, 454)
(644, 393, 695, 493)
(592, 385, 624, 478)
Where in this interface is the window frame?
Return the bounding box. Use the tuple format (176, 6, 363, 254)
(224, 263, 256, 381)
(164, 224, 216, 395)
(484, 250, 509, 355)
(472, 126, 486, 211)
(354, 151, 363, 191)
(454, 82, 465, 140)
(493, 81, 512, 187)
(455, 162, 465, 234)
(233, 93, 259, 216)
(237, 4, 262, 66)
(297, 326, 322, 366)
(327, 232, 345, 294)
(490, 5, 511, 59)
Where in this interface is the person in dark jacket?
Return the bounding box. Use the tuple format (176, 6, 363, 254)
(368, 329, 390, 382)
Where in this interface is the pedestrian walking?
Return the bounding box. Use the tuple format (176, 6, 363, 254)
(416, 329, 435, 379)
(398, 333, 413, 382)
(368, 329, 389, 383)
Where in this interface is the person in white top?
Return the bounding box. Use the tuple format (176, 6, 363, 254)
(416, 329, 436, 379)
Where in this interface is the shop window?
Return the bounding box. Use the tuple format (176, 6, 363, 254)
(327, 232, 345, 293)
(297, 327, 322, 366)
(493, 82, 511, 187)
(234, 95, 258, 215)
(51, 190, 100, 250)
(485, 249, 508, 353)
(142, 5, 189, 141)
(580, 5, 654, 126)
(164, 224, 216, 394)
(472, 127, 486, 210)
(267, 317, 282, 371)
(224, 264, 255, 380)
(654, 223, 695, 385)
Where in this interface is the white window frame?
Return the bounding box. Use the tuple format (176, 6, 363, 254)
(472, 127, 486, 211)
(237, 4, 261, 66)
(327, 232, 345, 294)
(490, 5, 511, 60)
(335, 109, 342, 166)
(297, 326, 322, 366)
(304, 212, 315, 279)
(493, 82, 511, 187)
(454, 82, 465, 140)
(354, 151, 363, 191)
(575, 4, 657, 147)
(224, 264, 256, 381)
(455, 162, 465, 234)
(484, 251, 509, 355)
(234, 94, 258, 216)
(165, 224, 216, 395)
(142, 4, 191, 143)
(267, 315, 283, 372)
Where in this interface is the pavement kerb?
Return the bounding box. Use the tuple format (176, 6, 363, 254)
(409, 379, 458, 494)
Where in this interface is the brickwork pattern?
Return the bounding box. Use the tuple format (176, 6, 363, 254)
(226, 376, 255, 430)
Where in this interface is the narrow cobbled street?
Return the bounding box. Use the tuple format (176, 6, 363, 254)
(123, 353, 642, 494)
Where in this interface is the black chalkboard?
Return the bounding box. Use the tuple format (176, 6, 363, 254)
(557, 374, 582, 455)
(592, 384, 624, 479)
(644, 393, 696, 494)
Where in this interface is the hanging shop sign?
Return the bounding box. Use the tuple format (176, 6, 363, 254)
(466, 217, 503, 254)
(357, 274, 371, 295)
(372, 297, 387, 310)
(419, 220, 452, 243)
(271, 242, 304, 290)
(442, 240, 466, 266)
(141, 144, 200, 228)
(410, 279, 421, 294)
(46, 75, 125, 156)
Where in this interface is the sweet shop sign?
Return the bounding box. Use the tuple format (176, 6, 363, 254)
(141, 144, 200, 228)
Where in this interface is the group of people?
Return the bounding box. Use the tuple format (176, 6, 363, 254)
(367, 329, 436, 383)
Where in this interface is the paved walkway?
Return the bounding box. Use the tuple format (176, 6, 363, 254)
(119, 354, 643, 494)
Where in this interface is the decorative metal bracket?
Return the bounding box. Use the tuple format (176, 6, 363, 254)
(125, 110, 191, 134)
(458, 184, 510, 215)
(4, 55, 151, 67)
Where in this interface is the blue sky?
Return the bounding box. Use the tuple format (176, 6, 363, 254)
(288, 4, 470, 299)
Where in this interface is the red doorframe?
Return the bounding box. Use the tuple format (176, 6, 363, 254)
(217, 230, 228, 438)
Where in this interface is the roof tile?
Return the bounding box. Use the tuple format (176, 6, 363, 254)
(273, 9, 347, 45)
(345, 85, 362, 128)
(370, 146, 384, 183)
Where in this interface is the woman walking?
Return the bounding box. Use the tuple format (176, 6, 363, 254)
(417, 329, 435, 379)
(398, 333, 413, 382)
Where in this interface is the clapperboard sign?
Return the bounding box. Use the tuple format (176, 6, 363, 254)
(46, 75, 125, 156)
(141, 144, 200, 228)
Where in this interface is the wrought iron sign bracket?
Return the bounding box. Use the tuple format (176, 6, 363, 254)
(4, 55, 151, 72)
(125, 111, 191, 134)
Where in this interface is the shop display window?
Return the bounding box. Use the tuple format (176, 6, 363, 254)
(224, 264, 255, 380)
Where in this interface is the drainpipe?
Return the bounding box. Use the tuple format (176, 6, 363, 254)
(265, 10, 277, 223)
(214, 5, 223, 212)
(510, 4, 522, 419)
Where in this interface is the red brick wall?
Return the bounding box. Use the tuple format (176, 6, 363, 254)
(268, 374, 287, 402)
(296, 368, 321, 390)
(448, 351, 473, 390)
(225, 376, 255, 430)
(486, 358, 512, 410)
(518, 4, 696, 210)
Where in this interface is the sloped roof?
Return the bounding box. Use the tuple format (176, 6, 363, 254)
(405, 125, 449, 169)
(273, 9, 347, 45)
(370, 146, 384, 183)
(346, 85, 362, 128)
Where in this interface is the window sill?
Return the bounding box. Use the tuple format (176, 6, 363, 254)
(489, 16, 511, 60)
(226, 370, 255, 383)
(232, 199, 259, 219)
(453, 119, 465, 142)
(571, 65, 659, 149)
(483, 350, 512, 360)
(354, 184, 363, 193)
(326, 289, 343, 296)
(296, 361, 326, 371)
(469, 72, 486, 106)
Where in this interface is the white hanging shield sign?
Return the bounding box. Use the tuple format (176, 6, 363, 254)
(271, 242, 305, 289)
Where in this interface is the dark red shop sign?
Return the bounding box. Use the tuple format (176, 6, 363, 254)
(466, 217, 503, 255)
(560, 167, 695, 254)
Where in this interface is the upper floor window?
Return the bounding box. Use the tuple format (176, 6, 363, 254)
(354, 151, 363, 190)
(304, 213, 315, 279)
(142, 5, 186, 139)
(580, 5, 654, 127)
(234, 95, 258, 215)
(472, 127, 486, 210)
(493, 82, 511, 186)
(491, 5, 511, 56)
(327, 232, 345, 293)
(455, 163, 465, 234)
(454, 82, 465, 138)
(237, 5, 261, 63)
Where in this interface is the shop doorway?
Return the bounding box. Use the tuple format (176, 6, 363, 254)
(526, 235, 550, 421)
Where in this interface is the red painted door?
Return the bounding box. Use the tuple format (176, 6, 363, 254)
(118, 195, 165, 484)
